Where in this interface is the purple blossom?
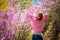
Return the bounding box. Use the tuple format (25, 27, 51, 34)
(0, 24, 4, 30)
(1, 37, 5, 40)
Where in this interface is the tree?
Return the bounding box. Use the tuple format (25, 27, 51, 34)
(20, 0, 32, 11)
(43, 0, 60, 40)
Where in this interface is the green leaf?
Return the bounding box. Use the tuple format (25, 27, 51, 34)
(0, 4, 9, 11)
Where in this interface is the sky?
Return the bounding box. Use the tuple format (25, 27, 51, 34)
(32, 0, 44, 6)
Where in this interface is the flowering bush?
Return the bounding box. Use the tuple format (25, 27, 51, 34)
(0, 0, 32, 40)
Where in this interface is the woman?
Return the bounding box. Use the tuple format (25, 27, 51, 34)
(27, 13, 49, 40)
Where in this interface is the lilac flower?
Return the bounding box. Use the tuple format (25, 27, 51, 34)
(1, 37, 5, 40)
(0, 24, 4, 30)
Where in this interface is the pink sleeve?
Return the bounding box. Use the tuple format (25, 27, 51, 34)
(27, 13, 34, 21)
(43, 13, 49, 21)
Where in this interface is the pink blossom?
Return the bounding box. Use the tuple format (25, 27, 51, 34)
(1, 37, 5, 40)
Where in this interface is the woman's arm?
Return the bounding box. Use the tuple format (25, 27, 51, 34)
(27, 13, 35, 21)
(43, 13, 49, 21)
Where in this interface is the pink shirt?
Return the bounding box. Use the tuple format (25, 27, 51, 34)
(27, 13, 49, 33)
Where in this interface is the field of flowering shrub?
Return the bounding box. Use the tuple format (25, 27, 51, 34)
(0, 0, 60, 40)
(0, 0, 37, 40)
